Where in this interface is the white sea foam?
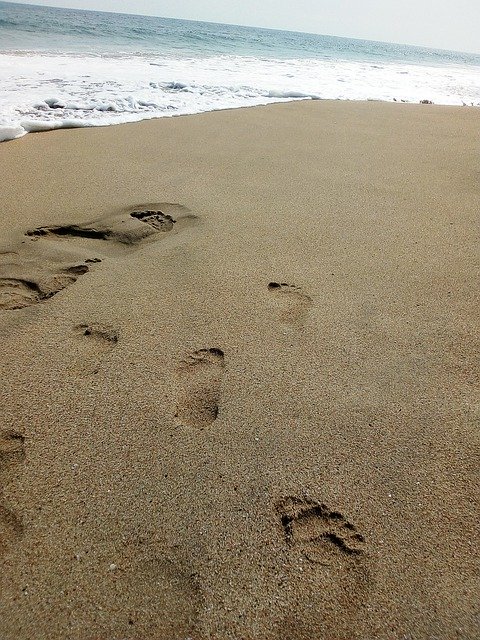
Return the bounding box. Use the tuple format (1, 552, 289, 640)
(1, 50, 479, 142)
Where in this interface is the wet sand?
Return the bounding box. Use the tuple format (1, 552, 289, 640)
(0, 100, 478, 639)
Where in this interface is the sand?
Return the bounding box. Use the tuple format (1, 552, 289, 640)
(0, 100, 478, 639)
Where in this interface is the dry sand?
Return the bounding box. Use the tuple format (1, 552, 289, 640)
(0, 100, 478, 639)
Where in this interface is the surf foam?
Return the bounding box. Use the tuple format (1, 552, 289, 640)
(1, 50, 479, 142)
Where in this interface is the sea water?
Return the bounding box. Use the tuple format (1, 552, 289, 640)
(1, 0, 479, 142)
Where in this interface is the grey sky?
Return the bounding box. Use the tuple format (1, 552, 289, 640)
(7, 0, 480, 53)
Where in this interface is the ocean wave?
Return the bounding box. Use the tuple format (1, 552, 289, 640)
(1, 50, 479, 143)
(267, 89, 321, 99)
(0, 18, 21, 28)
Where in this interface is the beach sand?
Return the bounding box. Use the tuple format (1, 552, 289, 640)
(0, 100, 478, 639)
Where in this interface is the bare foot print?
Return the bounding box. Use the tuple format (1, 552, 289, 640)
(107, 534, 203, 639)
(277, 496, 365, 561)
(275, 496, 370, 639)
(75, 322, 119, 346)
(268, 281, 312, 323)
(0, 264, 89, 311)
(0, 431, 26, 557)
(72, 323, 119, 376)
(0, 278, 45, 311)
(130, 210, 175, 232)
(1, 204, 194, 313)
(175, 348, 225, 428)
(26, 202, 196, 250)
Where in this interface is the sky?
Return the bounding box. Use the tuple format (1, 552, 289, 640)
(6, 0, 480, 54)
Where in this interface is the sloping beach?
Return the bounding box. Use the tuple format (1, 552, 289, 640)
(0, 100, 478, 639)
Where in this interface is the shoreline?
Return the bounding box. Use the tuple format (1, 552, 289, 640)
(3, 95, 479, 145)
(0, 100, 478, 639)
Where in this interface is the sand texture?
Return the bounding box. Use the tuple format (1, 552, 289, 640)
(0, 100, 478, 639)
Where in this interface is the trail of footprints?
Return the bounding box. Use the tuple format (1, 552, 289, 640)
(0, 203, 195, 311)
(0, 430, 26, 557)
(2, 195, 367, 622)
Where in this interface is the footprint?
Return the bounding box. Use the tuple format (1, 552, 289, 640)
(1, 204, 195, 313)
(175, 348, 225, 428)
(72, 323, 119, 375)
(0, 431, 26, 557)
(130, 209, 175, 232)
(111, 535, 203, 638)
(75, 323, 119, 346)
(275, 497, 370, 638)
(26, 202, 195, 249)
(268, 282, 312, 323)
(0, 278, 45, 311)
(277, 496, 365, 562)
(0, 264, 89, 311)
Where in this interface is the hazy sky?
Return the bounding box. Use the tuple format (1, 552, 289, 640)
(7, 0, 480, 53)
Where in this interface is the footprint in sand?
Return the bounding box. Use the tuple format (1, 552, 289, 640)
(75, 322, 119, 346)
(277, 496, 365, 560)
(26, 202, 196, 250)
(0, 264, 89, 311)
(110, 531, 203, 638)
(130, 209, 176, 232)
(175, 348, 225, 428)
(0, 430, 26, 557)
(267, 282, 312, 323)
(71, 323, 119, 376)
(276, 496, 370, 638)
(1, 203, 195, 312)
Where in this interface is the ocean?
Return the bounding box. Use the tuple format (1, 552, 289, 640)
(1, 0, 479, 142)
